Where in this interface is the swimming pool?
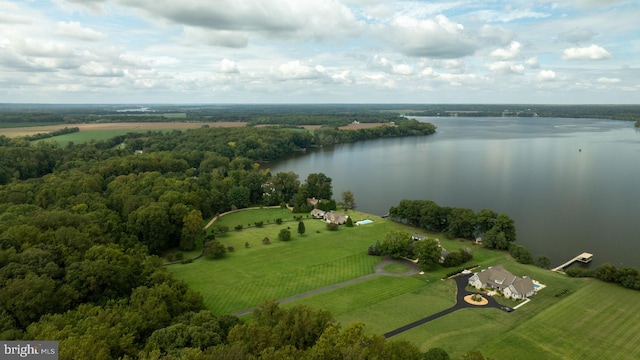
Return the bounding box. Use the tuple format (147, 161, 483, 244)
(355, 219, 374, 225)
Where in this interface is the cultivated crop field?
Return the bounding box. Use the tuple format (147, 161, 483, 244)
(169, 208, 640, 359)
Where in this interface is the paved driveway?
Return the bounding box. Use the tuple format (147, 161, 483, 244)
(384, 273, 504, 338)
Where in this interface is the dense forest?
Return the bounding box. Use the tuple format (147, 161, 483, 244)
(2, 103, 640, 125)
(0, 119, 450, 358)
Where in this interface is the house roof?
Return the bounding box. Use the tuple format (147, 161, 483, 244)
(472, 265, 535, 296)
(510, 276, 535, 295)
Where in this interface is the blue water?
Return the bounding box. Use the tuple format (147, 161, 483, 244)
(268, 117, 640, 268)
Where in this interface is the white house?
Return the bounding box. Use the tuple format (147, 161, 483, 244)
(468, 265, 535, 300)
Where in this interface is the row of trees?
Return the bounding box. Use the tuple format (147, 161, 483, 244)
(388, 199, 516, 249)
(567, 263, 640, 290)
(20, 127, 79, 141)
(368, 230, 473, 271)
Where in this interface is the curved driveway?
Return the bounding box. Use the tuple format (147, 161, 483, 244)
(383, 273, 504, 338)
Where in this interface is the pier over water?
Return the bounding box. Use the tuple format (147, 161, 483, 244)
(552, 252, 593, 272)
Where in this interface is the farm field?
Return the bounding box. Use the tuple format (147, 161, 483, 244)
(169, 207, 640, 359)
(0, 121, 248, 139)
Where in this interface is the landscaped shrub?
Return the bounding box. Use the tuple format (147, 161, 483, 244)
(255, 221, 264, 228)
(279, 229, 291, 241)
(345, 217, 354, 227)
(235, 224, 243, 230)
(204, 240, 226, 259)
(244, 242, 250, 248)
(180, 258, 193, 264)
(326, 223, 339, 231)
(166, 253, 174, 262)
(262, 237, 271, 245)
(367, 240, 382, 256)
(227, 246, 235, 252)
(174, 252, 184, 261)
(275, 218, 283, 225)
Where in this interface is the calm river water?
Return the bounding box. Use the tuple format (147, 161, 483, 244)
(268, 117, 640, 269)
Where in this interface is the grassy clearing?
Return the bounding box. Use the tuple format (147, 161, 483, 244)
(169, 208, 640, 359)
(170, 209, 400, 314)
(42, 129, 151, 146)
(382, 263, 411, 274)
(479, 279, 640, 359)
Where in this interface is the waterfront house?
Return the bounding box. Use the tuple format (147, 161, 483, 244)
(468, 265, 535, 300)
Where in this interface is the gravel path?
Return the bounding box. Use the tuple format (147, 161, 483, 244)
(233, 257, 420, 316)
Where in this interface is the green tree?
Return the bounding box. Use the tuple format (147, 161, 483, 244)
(446, 207, 476, 239)
(127, 202, 173, 254)
(380, 230, 412, 259)
(345, 217, 353, 227)
(271, 171, 300, 205)
(297, 221, 305, 236)
(475, 209, 498, 234)
(204, 240, 226, 259)
(279, 229, 291, 241)
(414, 239, 441, 271)
(535, 255, 551, 269)
(508, 244, 533, 264)
(482, 227, 508, 250)
(340, 190, 356, 210)
(494, 213, 516, 243)
(227, 185, 250, 209)
(423, 347, 450, 360)
(304, 173, 333, 200)
(180, 210, 203, 251)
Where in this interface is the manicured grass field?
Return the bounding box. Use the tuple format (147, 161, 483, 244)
(169, 208, 640, 359)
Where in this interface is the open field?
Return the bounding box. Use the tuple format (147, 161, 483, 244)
(0, 121, 248, 138)
(169, 208, 640, 359)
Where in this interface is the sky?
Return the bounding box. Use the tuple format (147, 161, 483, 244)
(1, 0, 638, 104)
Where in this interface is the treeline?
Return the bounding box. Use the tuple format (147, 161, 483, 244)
(403, 104, 640, 123)
(389, 199, 516, 246)
(0, 112, 65, 124)
(368, 230, 474, 270)
(388, 199, 551, 269)
(0, 122, 442, 357)
(21, 127, 79, 141)
(567, 263, 640, 291)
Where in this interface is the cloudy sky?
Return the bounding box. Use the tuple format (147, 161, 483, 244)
(1, 0, 638, 104)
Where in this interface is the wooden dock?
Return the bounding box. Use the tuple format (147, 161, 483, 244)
(551, 252, 593, 272)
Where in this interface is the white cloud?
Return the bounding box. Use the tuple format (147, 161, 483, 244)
(597, 77, 621, 83)
(220, 59, 239, 74)
(78, 61, 124, 77)
(384, 15, 477, 59)
(487, 61, 524, 75)
(56, 21, 106, 41)
(183, 27, 249, 48)
(478, 25, 514, 46)
(490, 41, 521, 60)
(116, 0, 360, 43)
(369, 55, 414, 75)
(562, 44, 612, 60)
(537, 69, 556, 81)
(525, 57, 540, 68)
(274, 60, 321, 80)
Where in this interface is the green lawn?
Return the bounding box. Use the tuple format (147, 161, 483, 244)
(40, 129, 151, 146)
(169, 208, 640, 359)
